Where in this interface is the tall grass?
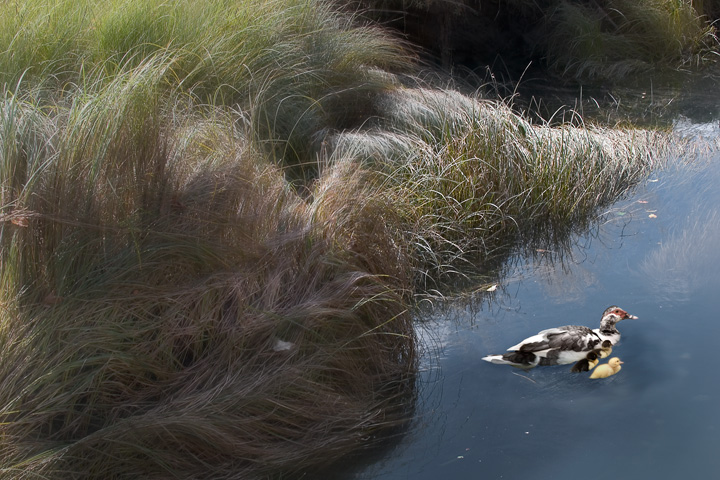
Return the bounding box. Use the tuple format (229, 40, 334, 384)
(0, 0, 411, 170)
(543, 0, 719, 79)
(318, 87, 668, 285)
(0, 64, 416, 478)
(346, 0, 720, 80)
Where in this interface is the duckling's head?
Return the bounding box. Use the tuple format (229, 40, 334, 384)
(586, 352, 599, 361)
(601, 340, 612, 349)
(608, 357, 624, 368)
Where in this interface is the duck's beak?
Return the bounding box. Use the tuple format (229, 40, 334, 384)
(625, 313, 638, 320)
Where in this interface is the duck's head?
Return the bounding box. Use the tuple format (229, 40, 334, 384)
(601, 306, 638, 326)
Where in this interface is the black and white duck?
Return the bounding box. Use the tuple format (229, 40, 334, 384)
(482, 306, 637, 369)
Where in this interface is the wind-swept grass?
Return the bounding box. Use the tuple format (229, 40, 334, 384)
(318, 87, 668, 285)
(0, 0, 411, 171)
(0, 67, 415, 478)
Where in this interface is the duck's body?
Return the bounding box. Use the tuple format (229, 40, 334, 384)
(590, 357, 623, 379)
(482, 306, 637, 369)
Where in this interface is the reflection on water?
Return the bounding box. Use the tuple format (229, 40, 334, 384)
(352, 121, 720, 479)
(641, 210, 720, 302)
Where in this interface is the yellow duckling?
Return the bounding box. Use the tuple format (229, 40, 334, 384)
(589, 357, 623, 379)
(570, 351, 599, 372)
(597, 340, 613, 359)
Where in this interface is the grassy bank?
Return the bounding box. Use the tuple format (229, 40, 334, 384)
(318, 86, 665, 286)
(1, 0, 668, 478)
(0, 70, 417, 478)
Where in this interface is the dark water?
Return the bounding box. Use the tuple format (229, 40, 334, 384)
(353, 107, 720, 478)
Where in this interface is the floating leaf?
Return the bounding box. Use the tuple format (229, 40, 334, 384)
(648, 214, 657, 219)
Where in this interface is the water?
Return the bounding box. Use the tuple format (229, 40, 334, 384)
(352, 105, 720, 478)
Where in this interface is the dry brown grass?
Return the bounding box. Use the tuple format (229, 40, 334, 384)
(0, 70, 416, 478)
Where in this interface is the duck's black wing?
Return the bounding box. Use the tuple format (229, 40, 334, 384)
(519, 325, 601, 353)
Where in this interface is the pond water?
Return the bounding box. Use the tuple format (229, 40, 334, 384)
(350, 91, 720, 479)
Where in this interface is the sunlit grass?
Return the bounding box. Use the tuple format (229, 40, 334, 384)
(318, 87, 668, 285)
(0, 0, 411, 169)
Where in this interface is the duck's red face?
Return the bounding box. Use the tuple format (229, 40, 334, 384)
(613, 307, 638, 320)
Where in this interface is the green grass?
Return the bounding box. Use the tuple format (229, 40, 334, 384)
(543, 0, 719, 79)
(0, 0, 411, 170)
(0, 0, 673, 478)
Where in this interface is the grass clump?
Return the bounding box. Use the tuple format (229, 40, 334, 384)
(0, 0, 411, 171)
(540, 0, 719, 79)
(319, 87, 667, 285)
(0, 64, 415, 478)
(343, 0, 720, 81)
